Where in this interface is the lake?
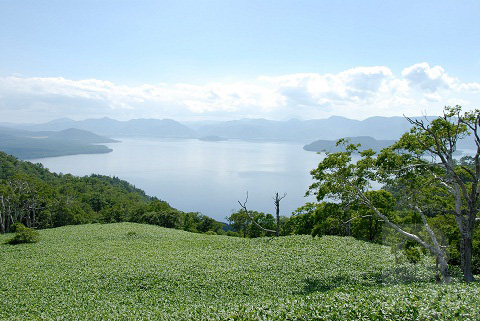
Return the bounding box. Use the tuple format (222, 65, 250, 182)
(30, 138, 326, 221)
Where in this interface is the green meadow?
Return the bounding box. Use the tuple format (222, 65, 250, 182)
(1, 223, 479, 320)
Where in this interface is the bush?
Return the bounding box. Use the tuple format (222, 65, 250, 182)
(7, 223, 40, 245)
(205, 230, 217, 235)
(404, 246, 422, 264)
(9, 222, 24, 233)
(126, 231, 138, 237)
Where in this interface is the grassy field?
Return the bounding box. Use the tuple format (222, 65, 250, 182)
(0, 223, 478, 320)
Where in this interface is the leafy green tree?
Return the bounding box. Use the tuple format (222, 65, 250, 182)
(227, 210, 251, 237)
(310, 203, 346, 237)
(246, 212, 276, 238)
(183, 212, 201, 233)
(197, 214, 224, 234)
(308, 138, 452, 282)
(387, 106, 479, 282)
(349, 190, 395, 242)
(308, 106, 480, 283)
(283, 203, 317, 235)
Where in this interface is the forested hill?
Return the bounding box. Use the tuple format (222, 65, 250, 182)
(0, 126, 118, 159)
(0, 152, 224, 234)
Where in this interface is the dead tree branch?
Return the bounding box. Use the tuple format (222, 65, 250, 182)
(238, 192, 276, 234)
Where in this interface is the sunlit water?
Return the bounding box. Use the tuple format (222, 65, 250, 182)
(31, 138, 328, 221)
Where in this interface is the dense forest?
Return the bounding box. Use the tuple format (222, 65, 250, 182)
(0, 151, 224, 235)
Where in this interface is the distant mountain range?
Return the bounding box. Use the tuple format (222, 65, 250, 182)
(0, 126, 118, 159)
(1, 115, 426, 141)
(2, 115, 476, 158)
(5, 117, 196, 138)
(192, 116, 420, 141)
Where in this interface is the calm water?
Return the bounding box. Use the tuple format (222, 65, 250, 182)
(31, 138, 324, 221)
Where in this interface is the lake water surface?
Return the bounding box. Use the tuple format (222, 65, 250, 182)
(31, 138, 325, 221)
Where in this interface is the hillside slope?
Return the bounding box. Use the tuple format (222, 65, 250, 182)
(0, 126, 117, 159)
(16, 117, 196, 138)
(0, 223, 478, 320)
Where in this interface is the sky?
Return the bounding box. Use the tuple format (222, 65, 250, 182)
(0, 0, 479, 123)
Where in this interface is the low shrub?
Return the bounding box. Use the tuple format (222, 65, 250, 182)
(405, 246, 422, 264)
(7, 223, 40, 245)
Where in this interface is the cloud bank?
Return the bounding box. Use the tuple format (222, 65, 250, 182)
(0, 63, 478, 123)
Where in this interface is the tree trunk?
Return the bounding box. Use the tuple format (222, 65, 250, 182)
(460, 234, 474, 282)
(0, 196, 5, 234)
(273, 192, 286, 237)
(437, 252, 452, 284)
(456, 208, 475, 282)
(275, 194, 280, 237)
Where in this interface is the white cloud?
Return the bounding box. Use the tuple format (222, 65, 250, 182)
(401, 62, 457, 92)
(0, 62, 478, 123)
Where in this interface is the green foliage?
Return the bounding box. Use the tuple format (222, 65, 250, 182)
(6, 223, 39, 244)
(282, 203, 316, 235)
(310, 203, 346, 237)
(404, 246, 422, 264)
(126, 231, 138, 237)
(246, 211, 276, 238)
(0, 223, 477, 320)
(226, 230, 240, 237)
(226, 210, 277, 238)
(0, 151, 224, 234)
(9, 222, 24, 233)
(226, 210, 250, 237)
(305, 106, 480, 281)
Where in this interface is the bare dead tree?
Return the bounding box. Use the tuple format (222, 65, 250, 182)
(238, 192, 276, 235)
(238, 191, 287, 236)
(273, 192, 287, 236)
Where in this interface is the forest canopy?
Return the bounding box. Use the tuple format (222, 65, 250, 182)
(0, 151, 224, 235)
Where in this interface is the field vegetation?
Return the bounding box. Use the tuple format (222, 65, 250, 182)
(1, 106, 479, 319)
(1, 223, 479, 320)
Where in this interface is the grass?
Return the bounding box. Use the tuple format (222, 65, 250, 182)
(0, 223, 478, 320)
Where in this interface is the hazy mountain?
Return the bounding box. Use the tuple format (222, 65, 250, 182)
(194, 116, 418, 141)
(19, 117, 196, 138)
(0, 126, 116, 159)
(9, 115, 453, 143)
(36, 128, 119, 144)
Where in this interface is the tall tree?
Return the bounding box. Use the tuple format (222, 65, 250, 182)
(308, 106, 479, 282)
(392, 106, 480, 281)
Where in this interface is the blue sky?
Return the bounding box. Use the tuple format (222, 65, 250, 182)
(1, 0, 479, 122)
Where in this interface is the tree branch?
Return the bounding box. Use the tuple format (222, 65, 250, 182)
(238, 192, 276, 234)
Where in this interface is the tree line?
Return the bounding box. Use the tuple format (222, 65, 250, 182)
(0, 152, 224, 235)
